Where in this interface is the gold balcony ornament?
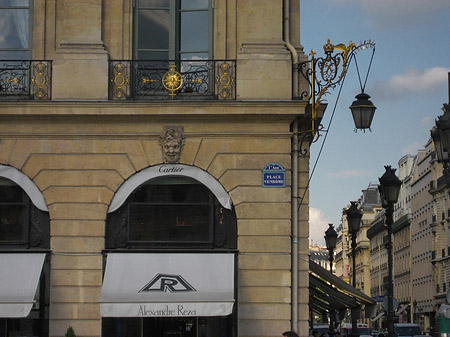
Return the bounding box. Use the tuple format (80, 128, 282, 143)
(299, 39, 376, 143)
(111, 62, 130, 99)
(162, 63, 183, 98)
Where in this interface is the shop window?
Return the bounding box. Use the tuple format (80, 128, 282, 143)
(0, 175, 50, 337)
(106, 176, 237, 249)
(104, 175, 237, 337)
(133, 0, 212, 61)
(0, 177, 49, 248)
(0, 0, 32, 60)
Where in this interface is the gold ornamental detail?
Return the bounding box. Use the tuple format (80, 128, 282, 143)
(162, 63, 183, 98)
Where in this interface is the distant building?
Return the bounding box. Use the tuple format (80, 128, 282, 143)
(411, 140, 436, 332)
(310, 243, 334, 273)
(392, 154, 415, 323)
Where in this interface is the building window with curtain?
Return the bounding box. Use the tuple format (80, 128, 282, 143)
(0, 0, 31, 60)
(102, 175, 237, 337)
(0, 175, 50, 337)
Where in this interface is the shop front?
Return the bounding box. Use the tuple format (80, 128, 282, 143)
(101, 163, 238, 337)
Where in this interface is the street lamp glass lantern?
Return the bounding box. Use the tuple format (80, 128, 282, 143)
(324, 223, 338, 251)
(378, 165, 401, 205)
(349, 91, 376, 131)
(345, 202, 362, 234)
(431, 104, 450, 163)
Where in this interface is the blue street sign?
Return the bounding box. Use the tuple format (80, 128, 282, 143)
(262, 163, 286, 187)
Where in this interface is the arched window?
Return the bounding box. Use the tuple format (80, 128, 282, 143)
(0, 175, 50, 337)
(0, 176, 49, 248)
(106, 176, 236, 249)
(103, 174, 237, 337)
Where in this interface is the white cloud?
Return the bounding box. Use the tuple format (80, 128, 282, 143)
(420, 116, 435, 128)
(402, 141, 423, 155)
(390, 67, 450, 93)
(309, 208, 333, 246)
(328, 0, 450, 28)
(372, 67, 450, 99)
(328, 169, 372, 178)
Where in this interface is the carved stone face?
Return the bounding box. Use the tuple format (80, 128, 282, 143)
(159, 127, 185, 164)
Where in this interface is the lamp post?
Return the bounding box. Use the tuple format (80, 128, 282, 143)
(378, 165, 402, 337)
(325, 223, 338, 337)
(430, 73, 450, 183)
(346, 201, 363, 337)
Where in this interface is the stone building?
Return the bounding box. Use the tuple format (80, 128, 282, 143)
(392, 154, 415, 323)
(411, 140, 436, 332)
(0, 1, 316, 337)
(367, 210, 387, 329)
(428, 138, 450, 328)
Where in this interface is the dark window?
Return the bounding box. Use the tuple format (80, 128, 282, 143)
(133, 0, 212, 60)
(106, 176, 236, 249)
(0, 175, 50, 337)
(0, 177, 50, 248)
(104, 175, 237, 337)
(0, 0, 31, 60)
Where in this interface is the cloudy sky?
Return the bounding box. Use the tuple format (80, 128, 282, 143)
(301, 0, 450, 245)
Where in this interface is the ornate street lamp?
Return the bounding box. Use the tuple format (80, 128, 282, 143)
(345, 201, 362, 337)
(325, 223, 338, 273)
(431, 103, 450, 185)
(324, 223, 338, 337)
(298, 39, 376, 143)
(379, 165, 402, 337)
(349, 91, 377, 131)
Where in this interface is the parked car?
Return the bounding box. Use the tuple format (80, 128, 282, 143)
(394, 323, 426, 337)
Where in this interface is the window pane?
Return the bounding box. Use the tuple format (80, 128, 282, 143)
(138, 0, 169, 8)
(137, 51, 169, 60)
(138, 9, 169, 50)
(0, 205, 24, 241)
(129, 204, 210, 242)
(180, 11, 208, 53)
(180, 52, 208, 60)
(103, 318, 140, 337)
(0, 179, 23, 202)
(0, 9, 29, 49)
(181, 0, 208, 10)
(0, 50, 28, 59)
(0, 0, 29, 7)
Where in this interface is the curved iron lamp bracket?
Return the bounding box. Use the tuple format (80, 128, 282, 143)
(298, 39, 376, 145)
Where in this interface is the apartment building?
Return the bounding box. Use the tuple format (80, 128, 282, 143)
(392, 154, 415, 323)
(411, 140, 436, 332)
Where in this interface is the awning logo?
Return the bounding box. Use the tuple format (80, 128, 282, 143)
(139, 274, 196, 293)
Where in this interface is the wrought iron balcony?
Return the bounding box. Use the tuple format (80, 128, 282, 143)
(108, 60, 236, 100)
(0, 60, 52, 100)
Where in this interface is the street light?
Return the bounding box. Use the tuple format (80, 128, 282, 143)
(379, 165, 402, 337)
(325, 223, 338, 273)
(431, 103, 450, 184)
(325, 223, 338, 337)
(298, 39, 376, 142)
(346, 201, 362, 337)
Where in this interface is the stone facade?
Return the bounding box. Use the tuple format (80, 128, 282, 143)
(0, 1, 312, 337)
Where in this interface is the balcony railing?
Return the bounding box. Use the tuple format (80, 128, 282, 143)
(108, 60, 236, 101)
(0, 60, 52, 100)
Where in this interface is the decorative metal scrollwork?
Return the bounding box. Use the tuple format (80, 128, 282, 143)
(108, 59, 236, 100)
(297, 39, 376, 144)
(0, 60, 52, 100)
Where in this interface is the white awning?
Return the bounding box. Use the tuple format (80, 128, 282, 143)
(108, 164, 233, 213)
(100, 253, 235, 317)
(0, 253, 46, 318)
